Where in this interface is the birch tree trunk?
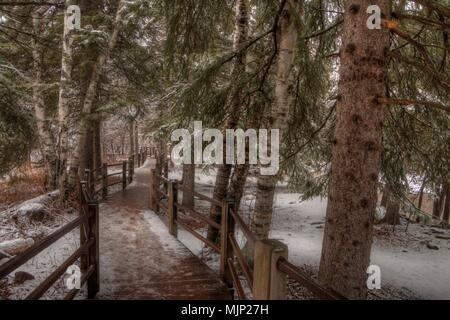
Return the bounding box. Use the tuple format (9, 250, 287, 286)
(207, 0, 249, 242)
(32, 8, 58, 190)
(57, 1, 75, 200)
(318, 0, 390, 299)
(134, 122, 139, 157)
(93, 119, 102, 173)
(250, 0, 301, 240)
(129, 120, 135, 158)
(68, 1, 126, 188)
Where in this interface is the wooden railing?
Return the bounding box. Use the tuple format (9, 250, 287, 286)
(105, 147, 157, 164)
(0, 148, 152, 300)
(85, 150, 149, 200)
(149, 157, 347, 300)
(0, 181, 99, 300)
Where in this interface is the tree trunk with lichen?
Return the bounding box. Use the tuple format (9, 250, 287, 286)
(207, 0, 249, 242)
(57, 1, 76, 201)
(32, 8, 58, 191)
(129, 120, 135, 158)
(68, 1, 126, 189)
(318, 0, 390, 299)
(250, 0, 301, 241)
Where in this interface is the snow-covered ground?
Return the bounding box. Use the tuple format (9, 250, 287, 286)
(172, 166, 450, 300)
(270, 192, 450, 300)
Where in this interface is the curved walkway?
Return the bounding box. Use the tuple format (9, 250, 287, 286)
(97, 160, 230, 300)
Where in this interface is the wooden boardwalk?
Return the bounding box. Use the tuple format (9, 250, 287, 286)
(97, 160, 230, 300)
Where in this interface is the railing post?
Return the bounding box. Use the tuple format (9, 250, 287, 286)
(151, 169, 159, 213)
(87, 200, 100, 299)
(79, 181, 88, 272)
(128, 157, 133, 184)
(252, 240, 288, 300)
(102, 163, 108, 200)
(220, 199, 235, 291)
(122, 161, 127, 190)
(168, 180, 178, 237)
(84, 169, 91, 197)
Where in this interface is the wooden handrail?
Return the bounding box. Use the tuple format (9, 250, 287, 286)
(177, 216, 220, 253)
(0, 180, 100, 300)
(64, 265, 95, 300)
(228, 233, 253, 288)
(25, 239, 94, 300)
(175, 202, 221, 230)
(227, 258, 247, 300)
(0, 214, 88, 278)
(277, 257, 347, 300)
(229, 208, 255, 243)
(107, 163, 123, 167)
(107, 172, 122, 178)
(149, 146, 345, 301)
(193, 191, 222, 207)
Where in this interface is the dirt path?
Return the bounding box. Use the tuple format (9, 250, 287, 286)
(97, 160, 230, 300)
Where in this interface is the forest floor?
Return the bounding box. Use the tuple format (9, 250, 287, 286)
(167, 166, 450, 300)
(0, 167, 46, 212)
(0, 161, 230, 300)
(2, 164, 449, 300)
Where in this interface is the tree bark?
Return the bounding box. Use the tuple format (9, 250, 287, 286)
(57, 0, 76, 200)
(318, 0, 390, 299)
(182, 163, 195, 209)
(433, 183, 448, 219)
(93, 119, 102, 172)
(129, 120, 135, 158)
(383, 195, 401, 225)
(417, 176, 427, 210)
(380, 188, 388, 208)
(207, 0, 249, 242)
(32, 8, 58, 190)
(250, 0, 301, 240)
(68, 1, 126, 188)
(80, 127, 94, 175)
(134, 122, 139, 157)
(228, 164, 249, 210)
(443, 184, 450, 223)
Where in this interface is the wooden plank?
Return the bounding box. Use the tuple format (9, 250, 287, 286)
(175, 203, 221, 230)
(193, 191, 222, 207)
(227, 258, 246, 300)
(168, 181, 178, 237)
(177, 218, 220, 253)
(64, 265, 95, 300)
(253, 240, 288, 300)
(229, 208, 255, 243)
(88, 202, 99, 298)
(277, 258, 346, 300)
(0, 216, 86, 278)
(228, 234, 253, 288)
